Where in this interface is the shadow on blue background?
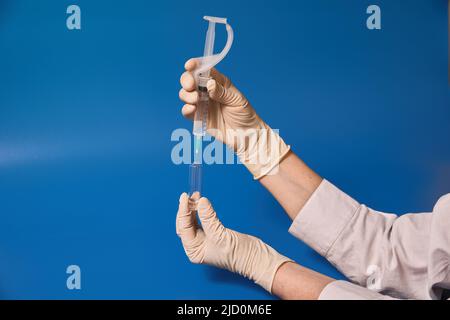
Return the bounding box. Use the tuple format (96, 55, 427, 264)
(0, 0, 449, 299)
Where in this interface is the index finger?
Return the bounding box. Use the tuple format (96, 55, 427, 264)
(184, 58, 198, 72)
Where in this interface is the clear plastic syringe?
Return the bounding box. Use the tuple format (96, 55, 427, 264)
(189, 16, 233, 197)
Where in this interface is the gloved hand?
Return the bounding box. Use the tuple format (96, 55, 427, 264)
(179, 59, 291, 179)
(176, 192, 292, 292)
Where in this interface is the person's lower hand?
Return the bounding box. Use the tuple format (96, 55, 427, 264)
(179, 59, 290, 179)
(176, 192, 292, 292)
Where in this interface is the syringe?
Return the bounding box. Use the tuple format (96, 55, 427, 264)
(189, 16, 234, 197)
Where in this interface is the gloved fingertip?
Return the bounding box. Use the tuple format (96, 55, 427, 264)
(190, 191, 201, 201)
(207, 78, 227, 103)
(184, 58, 198, 71)
(179, 192, 188, 202)
(206, 79, 216, 92)
(197, 197, 211, 211)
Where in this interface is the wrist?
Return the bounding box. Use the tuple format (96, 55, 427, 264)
(241, 235, 293, 293)
(236, 124, 291, 179)
(272, 262, 334, 300)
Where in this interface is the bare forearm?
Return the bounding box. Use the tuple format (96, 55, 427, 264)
(272, 262, 334, 300)
(260, 151, 322, 220)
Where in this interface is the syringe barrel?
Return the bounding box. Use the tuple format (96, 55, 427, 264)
(193, 86, 209, 136)
(189, 163, 202, 196)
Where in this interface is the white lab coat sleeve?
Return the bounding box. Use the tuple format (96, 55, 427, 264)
(289, 179, 450, 300)
(319, 280, 397, 300)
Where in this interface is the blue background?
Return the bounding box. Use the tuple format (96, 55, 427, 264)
(0, 0, 448, 299)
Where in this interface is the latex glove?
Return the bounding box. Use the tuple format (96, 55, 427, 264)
(176, 192, 292, 292)
(179, 59, 291, 179)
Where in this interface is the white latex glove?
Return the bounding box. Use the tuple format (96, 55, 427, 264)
(176, 192, 292, 292)
(179, 59, 291, 179)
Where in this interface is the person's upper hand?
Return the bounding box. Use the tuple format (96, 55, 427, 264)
(176, 192, 292, 292)
(179, 59, 290, 179)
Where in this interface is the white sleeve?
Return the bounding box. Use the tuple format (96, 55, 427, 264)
(319, 281, 397, 300)
(289, 179, 450, 300)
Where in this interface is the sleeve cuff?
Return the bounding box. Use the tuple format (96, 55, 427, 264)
(288, 179, 359, 257)
(319, 280, 396, 300)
